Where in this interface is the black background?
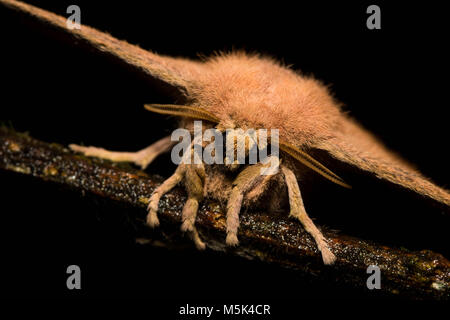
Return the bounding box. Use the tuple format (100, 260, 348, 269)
(0, 0, 448, 306)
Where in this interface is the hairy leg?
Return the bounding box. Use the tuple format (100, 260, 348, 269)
(147, 164, 186, 227)
(226, 159, 278, 246)
(147, 163, 207, 249)
(69, 136, 174, 169)
(281, 166, 336, 265)
(147, 138, 207, 249)
(180, 163, 206, 249)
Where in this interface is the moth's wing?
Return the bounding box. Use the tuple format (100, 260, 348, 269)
(314, 117, 450, 208)
(0, 0, 202, 97)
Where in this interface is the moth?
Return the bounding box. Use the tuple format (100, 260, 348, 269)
(2, 0, 449, 265)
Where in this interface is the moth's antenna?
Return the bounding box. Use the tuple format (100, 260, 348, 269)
(279, 141, 352, 189)
(144, 104, 220, 123)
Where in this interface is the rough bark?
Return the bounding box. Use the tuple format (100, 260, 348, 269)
(1, 128, 449, 300)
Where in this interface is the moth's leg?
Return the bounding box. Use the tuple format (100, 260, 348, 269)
(281, 166, 336, 265)
(226, 158, 278, 246)
(180, 163, 206, 250)
(147, 138, 206, 249)
(147, 163, 206, 249)
(69, 136, 174, 169)
(147, 164, 186, 227)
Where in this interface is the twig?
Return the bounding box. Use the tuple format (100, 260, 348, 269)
(0, 128, 449, 299)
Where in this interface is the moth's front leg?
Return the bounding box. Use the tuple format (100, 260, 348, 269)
(147, 164, 186, 227)
(226, 157, 279, 246)
(281, 166, 336, 265)
(180, 163, 206, 249)
(69, 136, 174, 169)
(147, 161, 206, 250)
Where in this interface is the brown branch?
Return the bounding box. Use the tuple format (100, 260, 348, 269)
(1, 127, 449, 300)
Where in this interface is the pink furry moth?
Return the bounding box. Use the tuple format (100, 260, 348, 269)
(2, 0, 449, 265)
